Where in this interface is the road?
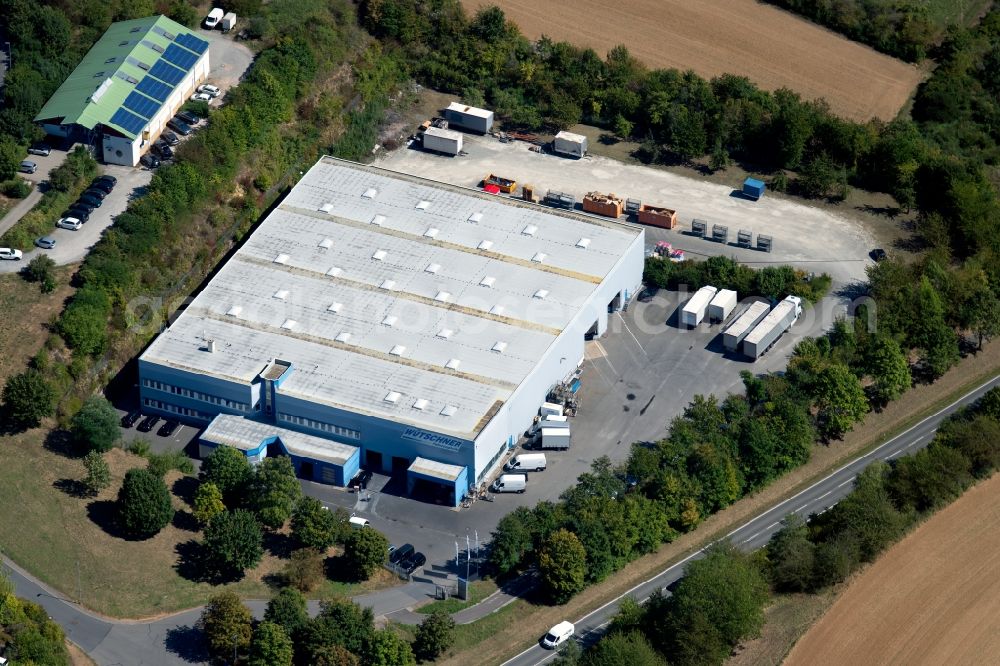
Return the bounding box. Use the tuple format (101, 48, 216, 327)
(502, 373, 1000, 666)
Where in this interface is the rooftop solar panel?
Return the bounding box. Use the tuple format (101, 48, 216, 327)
(136, 76, 172, 102)
(123, 91, 160, 119)
(149, 60, 185, 85)
(175, 33, 209, 55)
(110, 107, 146, 135)
(163, 44, 197, 70)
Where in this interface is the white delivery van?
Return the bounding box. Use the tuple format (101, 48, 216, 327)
(540, 402, 564, 418)
(204, 7, 223, 28)
(505, 453, 547, 472)
(349, 516, 370, 529)
(492, 474, 527, 493)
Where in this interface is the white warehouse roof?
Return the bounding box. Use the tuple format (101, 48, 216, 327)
(141, 158, 641, 438)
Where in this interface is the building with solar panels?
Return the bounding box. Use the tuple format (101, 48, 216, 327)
(137, 158, 644, 506)
(33, 15, 210, 167)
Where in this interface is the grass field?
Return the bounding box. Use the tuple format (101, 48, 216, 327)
(461, 0, 924, 121)
(785, 472, 1000, 665)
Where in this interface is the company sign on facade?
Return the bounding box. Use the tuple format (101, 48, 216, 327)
(401, 427, 464, 452)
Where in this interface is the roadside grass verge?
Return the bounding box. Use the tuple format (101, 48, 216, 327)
(414, 579, 497, 615)
(726, 590, 838, 666)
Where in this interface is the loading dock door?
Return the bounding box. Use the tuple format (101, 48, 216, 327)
(406, 457, 469, 508)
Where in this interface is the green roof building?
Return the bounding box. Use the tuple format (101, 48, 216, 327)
(35, 15, 210, 166)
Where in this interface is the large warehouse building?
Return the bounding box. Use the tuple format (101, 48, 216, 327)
(138, 158, 643, 505)
(34, 15, 210, 166)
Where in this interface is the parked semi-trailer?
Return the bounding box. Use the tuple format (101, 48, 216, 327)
(722, 300, 770, 351)
(681, 285, 718, 327)
(422, 126, 463, 155)
(708, 289, 738, 323)
(742, 296, 802, 359)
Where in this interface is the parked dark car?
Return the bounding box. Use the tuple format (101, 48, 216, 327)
(77, 194, 103, 208)
(137, 414, 160, 433)
(82, 187, 107, 200)
(96, 174, 118, 186)
(168, 118, 192, 136)
(870, 248, 887, 262)
(140, 153, 161, 169)
(389, 543, 414, 565)
(154, 141, 174, 160)
(176, 110, 201, 126)
(90, 179, 114, 194)
(638, 286, 659, 302)
(402, 552, 426, 575)
(120, 410, 142, 428)
(350, 469, 373, 489)
(157, 419, 179, 437)
(161, 131, 180, 146)
(65, 206, 91, 221)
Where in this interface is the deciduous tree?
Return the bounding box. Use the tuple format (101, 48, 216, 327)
(248, 621, 293, 666)
(538, 528, 587, 603)
(814, 363, 869, 439)
(199, 445, 252, 505)
(82, 450, 111, 495)
(343, 527, 390, 581)
(248, 455, 301, 529)
(117, 468, 173, 538)
(2, 369, 56, 427)
(202, 509, 264, 576)
(283, 548, 325, 592)
(766, 514, 815, 592)
(71, 396, 119, 452)
(192, 481, 225, 526)
(291, 496, 342, 550)
(264, 587, 308, 637)
(862, 336, 911, 405)
(414, 609, 455, 662)
(197, 591, 252, 662)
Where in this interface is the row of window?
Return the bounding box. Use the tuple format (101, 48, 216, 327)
(478, 441, 508, 484)
(277, 413, 361, 440)
(143, 379, 249, 412)
(143, 398, 210, 420)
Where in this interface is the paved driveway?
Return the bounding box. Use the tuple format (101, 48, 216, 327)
(0, 149, 68, 238)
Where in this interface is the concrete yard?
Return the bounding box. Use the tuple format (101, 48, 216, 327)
(377, 134, 876, 285)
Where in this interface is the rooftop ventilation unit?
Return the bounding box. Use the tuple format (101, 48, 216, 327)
(477, 240, 493, 251)
(522, 224, 538, 236)
(440, 405, 457, 416)
(273, 289, 289, 300)
(492, 341, 508, 353)
(424, 227, 439, 238)
(533, 289, 549, 299)
(382, 315, 398, 327)
(318, 238, 333, 249)
(389, 344, 406, 356)
(416, 200, 430, 211)
(372, 249, 387, 261)
(379, 279, 396, 290)
(480, 276, 496, 288)
(384, 391, 401, 403)
(362, 188, 378, 199)
(273, 253, 289, 264)
(327, 302, 343, 313)
(531, 252, 547, 263)
(426, 263, 441, 274)
(445, 358, 461, 370)
(412, 398, 429, 410)
(437, 328, 453, 339)
(468, 212, 483, 223)
(576, 238, 591, 249)
(434, 291, 451, 302)
(371, 214, 385, 226)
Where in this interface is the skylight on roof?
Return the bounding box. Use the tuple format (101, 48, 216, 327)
(492, 341, 508, 353)
(468, 212, 483, 223)
(531, 252, 547, 263)
(273, 253, 289, 264)
(522, 224, 538, 236)
(382, 315, 398, 327)
(576, 238, 591, 249)
(105, 57, 117, 64)
(440, 405, 457, 416)
(273, 289, 289, 300)
(384, 391, 401, 403)
(326, 266, 343, 277)
(445, 358, 461, 370)
(389, 344, 406, 356)
(371, 214, 385, 226)
(489, 304, 505, 315)
(380, 279, 396, 290)
(437, 328, 453, 339)
(327, 302, 343, 313)
(412, 398, 429, 410)
(480, 276, 496, 288)
(226, 305, 242, 317)
(318, 238, 333, 249)
(533, 289, 549, 299)
(319, 203, 334, 213)
(424, 227, 439, 238)
(415, 200, 430, 211)
(362, 188, 378, 199)
(434, 291, 451, 303)
(426, 263, 441, 274)
(281, 319, 297, 330)
(335, 332, 352, 343)
(372, 249, 387, 261)
(478, 240, 493, 251)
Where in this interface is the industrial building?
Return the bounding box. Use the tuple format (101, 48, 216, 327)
(34, 15, 210, 166)
(138, 158, 644, 505)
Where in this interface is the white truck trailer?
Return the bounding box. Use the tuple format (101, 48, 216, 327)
(708, 289, 738, 323)
(221, 12, 237, 32)
(742, 296, 803, 359)
(539, 427, 571, 450)
(553, 130, 588, 158)
(681, 285, 718, 327)
(422, 126, 463, 155)
(722, 300, 770, 351)
(444, 102, 494, 133)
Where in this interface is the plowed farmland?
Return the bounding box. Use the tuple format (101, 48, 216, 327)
(784, 472, 1000, 666)
(460, 0, 923, 121)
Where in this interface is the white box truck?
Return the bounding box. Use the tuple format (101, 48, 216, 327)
(529, 415, 568, 436)
(540, 402, 564, 418)
(539, 427, 571, 450)
(204, 7, 223, 28)
(422, 126, 463, 155)
(722, 300, 770, 351)
(221, 11, 236, 32)
(742, 296, 803, 359)
(553, 130, 588, 158)
(505, 453, 547, 472)
(708, 289, 737, 323)
(681, 285, 718, 327)
(492, 474, 527, 493)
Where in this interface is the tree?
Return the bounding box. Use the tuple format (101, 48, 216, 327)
(283, 547, 325, 592)
(248, 455, 301, 529)
(197, 591, 252, 662)
(117, 468, 174, 538)
(2, 369, 56, 427)
(70, 396, 120, 452)
(583, 631, 666, 666)
(812, 533, 860, 588)
(82, 450, 111, 495)
(489, 507, 536, 576)
(767, 514, 815, 592)
(21, 254, 56, 292)
(538, 528, 587, 603)
(414, 610, 455, 662)
(291, 496, 342, 550)
(166, 0, 198, 27)
(823, 462, 908, 561)
(343, 527, 390, 580)
(199, 445, 252, 505)
(202, 509, 264, 576)
(862, 336, 911, 405)
(264, 587, 308, 637)
(0, 137, 20, 181)
(813, 363, 869, 439)
(886, 444, 971, 512)
(248, 621, 293, 666)
(313, 644, 360, 666)
(192, 481, 225, 525)
(299, 598, 375, 661)
(938, 414, 1000, 477)
(911, 276, 959, 378)
(366, 629, 416, 666)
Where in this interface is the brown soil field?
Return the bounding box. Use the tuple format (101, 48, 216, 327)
(785, 473, 1000, 666)
(461, 0, 924, 121)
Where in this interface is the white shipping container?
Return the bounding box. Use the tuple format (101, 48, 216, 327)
(708, 289, 738, 322)
(681, 286, 719, 327)
(422, 126, 463, 155)
(444, 102, 494, 133)
(553, 130, 588, 158)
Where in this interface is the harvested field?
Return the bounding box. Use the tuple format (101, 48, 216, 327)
(785, 473, 1000, 666)
(461, 0, 924, 121)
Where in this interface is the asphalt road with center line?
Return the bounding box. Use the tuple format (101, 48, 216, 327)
(502, 374, 1000, 666)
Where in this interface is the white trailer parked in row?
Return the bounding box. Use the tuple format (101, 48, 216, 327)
(539, 427, 571, 450)
(681, 285, 718, 327)
(422, 126, 463, 155)
(742, 295, 803, 359)
(553, 130, 588, 158)
(722, 300, 770, 351)
(708, 289, 738, 323)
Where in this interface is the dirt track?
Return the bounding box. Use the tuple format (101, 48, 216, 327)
(785, 473, 1000, 666)
(461, 0, 923, 121)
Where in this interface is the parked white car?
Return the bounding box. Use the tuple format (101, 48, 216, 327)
(0, 248, 23, 261)
(56, 216, 83, 231)
(190, 92, 213, 103)
(541, 621, 574, 649)
(197, 83, 221, 97)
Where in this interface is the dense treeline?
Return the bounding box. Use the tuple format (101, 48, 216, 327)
(0, 573, 70, 665)
(763, 0, 937, 61)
